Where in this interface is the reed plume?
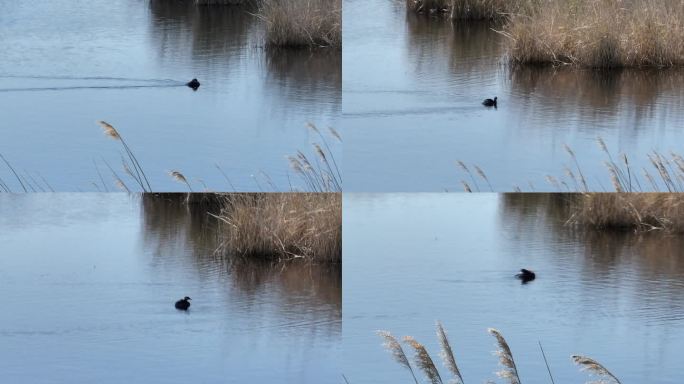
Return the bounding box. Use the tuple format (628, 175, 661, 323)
(377, 331, 419, 384)
(488, 328, 522, 384)
(404, 336, 443, 384)
(98, 121, 151, 191)
(169, 170, 193, 192)
(436, 321, 465, 384)
(571, 355, 622, 384)
(287, 125, 341, 192)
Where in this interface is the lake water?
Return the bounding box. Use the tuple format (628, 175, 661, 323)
(343, 0, 684, 192)
(0, 1, 341, 192)
(343, 193, 684, 383)
(0, 194, 341, 383)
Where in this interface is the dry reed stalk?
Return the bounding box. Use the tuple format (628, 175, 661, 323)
(404, 336, 444, 384)
(488, 328, 522, 384)
(572, 355, 622, 384)
(457, 161, 480, 192)
(378, 331, 420, 384)
(0, 153, 27, 192)
(98, 121, 151, 191)
(436, 321, 465, 384)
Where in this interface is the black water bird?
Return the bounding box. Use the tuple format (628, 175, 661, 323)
(186, 78, 200, 90)
(515, 268, 536, 283)
(175, 296, 192, 310)
(482, 96, 497, 107)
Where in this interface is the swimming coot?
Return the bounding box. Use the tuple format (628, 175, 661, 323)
(482, 96, 497, 107)
(175, 296, 192, 310)
(186, 78, 200, 90)
(515, 268, 535, 283)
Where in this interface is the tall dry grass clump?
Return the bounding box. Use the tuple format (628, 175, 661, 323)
(504, 0, 684, 68)
(257, 0, 341, 48)
(568, 193, 684, 233)
(214, 193, 341, 262)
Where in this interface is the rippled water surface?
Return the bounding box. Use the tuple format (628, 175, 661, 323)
(343, 194, 684, 383)
(0, 194, 341, 383)
(344, 0, 684, 191)
(0, 1, 340, 191)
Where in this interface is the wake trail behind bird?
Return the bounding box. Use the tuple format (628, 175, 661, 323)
(0, 75, 187, 92)
(0, 75, 179, 83)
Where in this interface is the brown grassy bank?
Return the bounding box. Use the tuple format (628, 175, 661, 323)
(215, 193, 341, 262)
(505, 0, 684, 68)
(568, 193, 684, 233)
(407, 0, 684, 68)
(258, 0, 341, 48)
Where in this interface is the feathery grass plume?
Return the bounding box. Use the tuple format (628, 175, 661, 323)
(461, 181, 472, 193)
(169, 170, 193, 192)
(436, 322, 465, 384)
(545, 175, 561, 191)
(114, 179, 130, 192)
(98, 121, 151, 191)
(308, 123, 342, 188)
(404, 336, 443, 384)
(457, 161, 479, 192)
(571, 355, 621, 384)
(378, 331, 419, 384)
(488, 328, 521, 384)
(328, 127, 342, 142)
(474, 166, 493, 192)
(563, 144, 587, 192)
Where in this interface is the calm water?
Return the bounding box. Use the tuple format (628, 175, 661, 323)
(0, 1, 341, 192)
(344, 0, 684, 192)
(0, 194, 341, 383)
(343, 194, 684, 383)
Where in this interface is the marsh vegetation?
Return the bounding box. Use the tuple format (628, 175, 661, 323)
(192, 0, 341, 48)
(214, 193, 342, 262)
(408, 0, 684, 68)
(145, 192, 341, 263)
